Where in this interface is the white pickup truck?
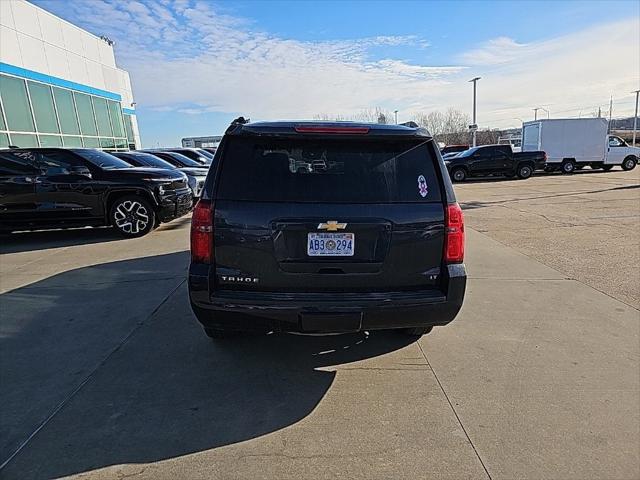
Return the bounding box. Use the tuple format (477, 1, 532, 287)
(522, 118, 638, 173)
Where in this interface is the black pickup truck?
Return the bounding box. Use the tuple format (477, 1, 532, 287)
(445, 144, 546, 182)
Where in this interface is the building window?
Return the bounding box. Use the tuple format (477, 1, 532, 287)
(83, 137, 100, 148)
(107, 100, 125, 138)
(9, 133, 39, 147)
(0, 73, 133, 151)
(27, 81, 60, 134)
(124, 114, 134, 143)
(74, 92, 98, 136)
(92, 97, 113, 137)
(0, 75, 35, 132)
(62, 136, 84, 147)
(52, 87, 80, 135)
(99, 137, 115, 149)
(38, 134, 63, 147)
(0, 99, 6, 130)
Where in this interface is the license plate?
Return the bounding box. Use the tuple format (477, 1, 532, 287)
(307, 232, 354, 256)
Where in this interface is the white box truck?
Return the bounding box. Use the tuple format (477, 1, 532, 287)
(522, 118, 638, 173)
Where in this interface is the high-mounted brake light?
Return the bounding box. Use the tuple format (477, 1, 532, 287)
(191, 200, 213, 263)
(445, 203, 464, 263)
(294, 126, 370, 134)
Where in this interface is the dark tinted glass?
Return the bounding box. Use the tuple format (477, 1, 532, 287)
(169, 149, 207, 163)
(0, 151, 39, 175)
(71, 149, 131, 169)
(217, 137, 441, 203)
(146, 151, 200, 168)
(37, 150, 83, 174)
(457, 147, 479, 158)
(117, 152, 175, 169)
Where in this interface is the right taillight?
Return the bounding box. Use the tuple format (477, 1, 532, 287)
(191, 199, 213, 263)
(445, 202, 465, 263)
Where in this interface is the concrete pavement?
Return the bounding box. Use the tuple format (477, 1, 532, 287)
(0, 177, 638, 479)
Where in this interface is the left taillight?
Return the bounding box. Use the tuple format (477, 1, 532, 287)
(191, 199, 213, 263)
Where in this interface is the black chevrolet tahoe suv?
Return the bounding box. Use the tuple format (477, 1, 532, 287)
(0, 148, 193, 237)
(445, 144, 546, 181)
(189, 120, 466, 339)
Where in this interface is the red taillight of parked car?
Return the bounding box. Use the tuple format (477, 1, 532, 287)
(445, 202, 465, 263)
(191, 200, 213, 263)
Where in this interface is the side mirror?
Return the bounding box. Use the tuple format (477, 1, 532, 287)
(70, 166, 92, 178)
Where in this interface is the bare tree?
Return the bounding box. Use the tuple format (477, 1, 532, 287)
(414, 108, 471, 145)
(313, 108, 393, 124)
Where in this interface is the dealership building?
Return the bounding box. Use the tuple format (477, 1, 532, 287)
(0, 0, 140, 150)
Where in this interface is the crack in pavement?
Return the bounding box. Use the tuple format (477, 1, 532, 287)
(416, 340, 493, 480)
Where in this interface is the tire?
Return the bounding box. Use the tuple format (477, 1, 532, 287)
(399, 326, 434, 337)
(451, 168, 467, 182)
(621, 156, 637, 171)
(516, 164, 533, 179)
(109, 195, 156, 237)
(602, 165, 613, 171)
(561, 160, 575, 174)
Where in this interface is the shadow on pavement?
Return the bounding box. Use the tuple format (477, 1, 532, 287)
(0, 252, 415, 479)
(0, 227, 122, 254)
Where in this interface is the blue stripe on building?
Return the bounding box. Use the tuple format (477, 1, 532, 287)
(122, 108, 136, 115)
(0, 62, 122, 101)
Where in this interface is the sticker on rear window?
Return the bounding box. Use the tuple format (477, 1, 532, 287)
(417, 175, 428, 197)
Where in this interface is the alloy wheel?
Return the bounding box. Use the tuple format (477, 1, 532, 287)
(113, 200, 150, 235)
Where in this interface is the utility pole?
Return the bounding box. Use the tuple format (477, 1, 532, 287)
(632, 90, 639, 146)
(598, 107, 601, 118)
(533, 107, 549, 120)
(608, 95, 613, 133)
(394, 110, 398, 125)
(469, 77, 481, 147)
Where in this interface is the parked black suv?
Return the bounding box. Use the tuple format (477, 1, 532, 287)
(0, 148, 193, 237)
(189, 121, 466, 339)
(445, 144, 546, 181)
(164, 148, 213, 165)
(112, 151, 208, 198)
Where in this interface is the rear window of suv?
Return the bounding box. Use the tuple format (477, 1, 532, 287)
(216, 137, 442, 203)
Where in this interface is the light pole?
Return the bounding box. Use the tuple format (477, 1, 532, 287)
(533, 107, 549, 120)
(632, 90, 639, 146)
(394, 110, 398, 124)
(469, 77, 480, 147)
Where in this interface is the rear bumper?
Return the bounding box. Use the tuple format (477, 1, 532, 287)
(533, 160, 546, 170)
(189, 264, 466, 333)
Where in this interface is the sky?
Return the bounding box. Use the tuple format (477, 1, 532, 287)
(33, 0, 640, 147)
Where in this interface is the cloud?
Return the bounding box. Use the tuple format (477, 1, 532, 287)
(33, 0, 640, 133)
(33, 0, 458, 119)
(458, 37, 528, 66)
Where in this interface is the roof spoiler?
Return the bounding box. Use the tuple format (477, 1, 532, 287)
(225, 116, 250, 134)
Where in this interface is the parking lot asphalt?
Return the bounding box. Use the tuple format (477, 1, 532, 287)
(1, 171, 638, 480)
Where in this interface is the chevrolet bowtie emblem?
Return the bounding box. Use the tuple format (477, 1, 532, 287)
(317, 221, 347, 231)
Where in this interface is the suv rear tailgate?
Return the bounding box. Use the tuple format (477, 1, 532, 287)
(214, 201, 444, 292)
